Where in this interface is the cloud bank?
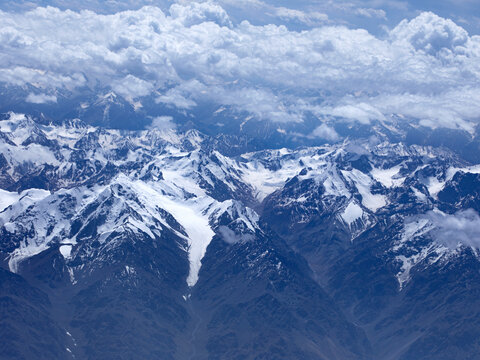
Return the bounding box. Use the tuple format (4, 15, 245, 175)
(0, 3, 479, 131)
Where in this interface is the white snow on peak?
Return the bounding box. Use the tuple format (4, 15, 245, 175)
(2, 188, 80, 273)
(342, 169, 386, 212)
(341, 202, 363, 225)
(4, 121, 474, 290)
(0, 140, 60, 167)
(411, 186, 428, 202)
(0, 189, 20, 212)
(370, 165, 405, 188)
(239, 159, 299, 201)
(239, 147, 334, 201)
(59, 245, 73, 259)
(446, 165, 480, 182)
(420, 165, 480, 200)
(321, 166, 350, 198)
(425, 176, 446, 199)
(114, 177, 217, 287)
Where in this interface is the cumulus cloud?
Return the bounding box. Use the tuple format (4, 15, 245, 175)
(148, 116, 176, 130)
(158, 79, 303, 122)
(169, 1, 232, 27)
(310, 123, 340, 141)
(390, 12, 469, 56)
(422, 209, 480, 250)
(25, 92, 57, 104)
(0, 0, 171, 13)
(156, 88, 197, 110)
(111, 75, 155, 100)
(217, 0, 329, 26)
(0, 4, 479, 131)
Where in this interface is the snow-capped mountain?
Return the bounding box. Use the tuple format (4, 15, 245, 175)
(1, 112, 480, 359)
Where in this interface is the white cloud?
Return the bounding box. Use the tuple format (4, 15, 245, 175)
(170, 1, 232, 27)
(156, 88, 197, 109)
(354, 7, 387, 19)
(316, 103, 386, 125)
(271, 7, 328, 26)
(218, 0, 329, 26)
(148, 116, 176, 130)
(390, 12, 469, 56)
(422, 209, 480, 250)
(0, 5, 479, 131)
(371, 88, 480, 132)
(310, 123, 340, 141)
(25, 92, 57, 104)
(158, 79, 303, 123)
(0, 66, 86, 89)
(111, 75, 155, 100)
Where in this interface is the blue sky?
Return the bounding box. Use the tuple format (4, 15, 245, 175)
(2, 0, 479, 35)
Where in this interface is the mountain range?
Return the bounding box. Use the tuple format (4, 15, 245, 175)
(1, 112, 480, 359)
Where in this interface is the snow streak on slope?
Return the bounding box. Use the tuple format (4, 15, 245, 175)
(393, 216, 452, 290)
(128, 179, 215, 287)
(342, 169, 386, 212)
(1, 172, 219, 287)
(158, 199, 214, 287)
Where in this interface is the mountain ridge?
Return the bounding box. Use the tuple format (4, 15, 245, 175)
(1, 112, 480, 359)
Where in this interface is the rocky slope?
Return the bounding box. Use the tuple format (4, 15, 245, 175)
(1, 112, 480, 359)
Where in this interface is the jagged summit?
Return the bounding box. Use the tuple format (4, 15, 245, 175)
(1, 113, 480, 359)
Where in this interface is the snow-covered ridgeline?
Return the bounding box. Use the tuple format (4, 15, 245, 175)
(2, 113, 480, 287)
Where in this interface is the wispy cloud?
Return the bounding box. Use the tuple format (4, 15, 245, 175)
(423, 209, 480, 250)
(25, 92, 57, 104)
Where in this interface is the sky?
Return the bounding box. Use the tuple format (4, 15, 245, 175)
(0, 0, 479, 137)
(2, 0, 479, 35)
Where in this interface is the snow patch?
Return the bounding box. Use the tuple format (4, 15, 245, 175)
(393, 216, 450, 290)
(59, 245, 72, 259)
(129, 179, 215, 287)
(341, 202, 363, 225)
(425, 176, 445, 199)
(342, 169, 387, 212)
(8, 242, 49, 273)
(0, 189, 20, 212)
(371, 166, 405, 188)
(411, 187, 427, 202)
(125, 265, 135, 275)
